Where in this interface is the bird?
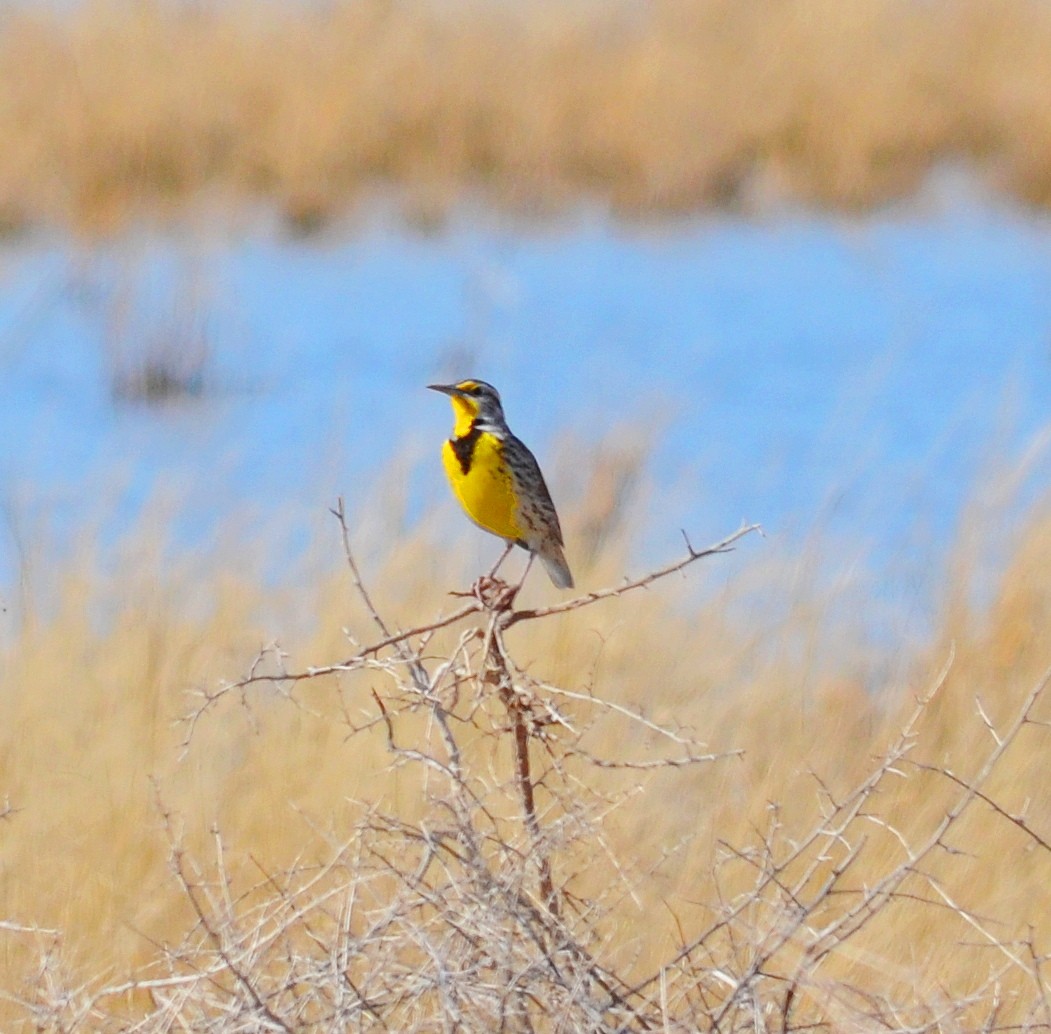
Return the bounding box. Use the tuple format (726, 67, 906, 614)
(428, 378, 573, 589)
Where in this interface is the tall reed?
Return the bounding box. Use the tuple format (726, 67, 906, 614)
(1, 0, 1050, 232)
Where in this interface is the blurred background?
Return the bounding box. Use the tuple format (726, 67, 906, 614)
(0, 0, 1046, 617)
(1, 0, 1050, 632)
(7, 0, 1051, 1017)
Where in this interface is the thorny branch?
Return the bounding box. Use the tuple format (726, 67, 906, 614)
(163, 512, 759, 1030)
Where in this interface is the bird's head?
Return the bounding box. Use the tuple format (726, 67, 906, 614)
(428, 379, 507, 437)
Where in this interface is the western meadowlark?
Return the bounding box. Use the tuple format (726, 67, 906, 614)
(428, 379, 573, 589)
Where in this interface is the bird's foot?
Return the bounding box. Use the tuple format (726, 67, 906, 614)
(450, 573, 520, 612)
(470, 574, 518, 612)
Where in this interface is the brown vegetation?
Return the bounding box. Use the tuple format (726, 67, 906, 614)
(4, 447, 1051, 1027)
(3, 0, 1051, 233)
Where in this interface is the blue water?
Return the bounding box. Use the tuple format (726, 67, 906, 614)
(2, 192, 1051, 619)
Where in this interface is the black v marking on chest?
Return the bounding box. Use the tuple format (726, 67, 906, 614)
(450, 425, 482, 474)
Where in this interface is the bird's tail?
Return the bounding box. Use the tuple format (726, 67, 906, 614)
(539, 543, 574, 589)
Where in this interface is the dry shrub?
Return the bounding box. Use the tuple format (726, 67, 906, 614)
(4, 444, 1051, 1028)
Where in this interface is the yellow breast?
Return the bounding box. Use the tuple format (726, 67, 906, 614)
(441, 432, 524, 542)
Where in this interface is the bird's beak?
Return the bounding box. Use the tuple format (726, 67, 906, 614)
(427, 383, 459, 397)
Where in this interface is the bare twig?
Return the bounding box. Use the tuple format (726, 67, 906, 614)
(504, 523, 761, 628)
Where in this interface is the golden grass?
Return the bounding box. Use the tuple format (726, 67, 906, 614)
(4, 444, 1051, 1026)
(4, 0, 1051, 233)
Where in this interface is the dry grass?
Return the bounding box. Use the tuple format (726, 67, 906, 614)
(3, 0, 1051, 233)
(3, 445, 1051, 1027)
